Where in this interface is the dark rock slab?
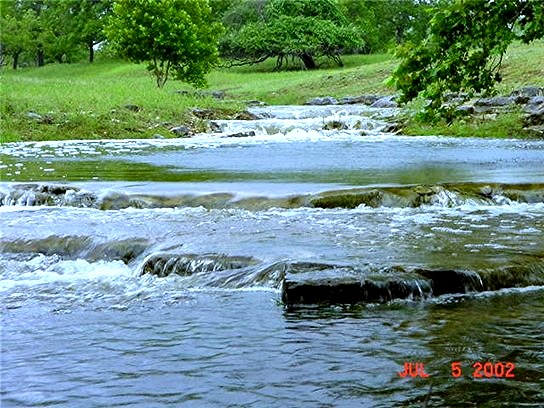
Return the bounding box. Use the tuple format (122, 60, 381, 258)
(510, 86, 544, 98)
(225, 130, 256, 138)
(413, 269, 484, 295)
(281, 263, 432, 305)
(170, 125, 191, 137)
(281, 260, 544, 306)
(305, 96, 338, 105)
(527, 95, 544, 106)
(370, 95, 398, 108)
(523, 104, 544, 126)
(338, 95, 380, 105)
(474, 96, 515, 107)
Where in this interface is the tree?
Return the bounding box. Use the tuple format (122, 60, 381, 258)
(391, 0, 544, 121)
(339, 0, 436, 54)
(106, 0, 221, 88)
(0, 2, 34, 69)
(221, 0, 362, 70)
(67, 0, 112, 63)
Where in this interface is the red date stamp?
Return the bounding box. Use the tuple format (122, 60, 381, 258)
(398, 361, 516, 378)
(452, 361, 515, 378)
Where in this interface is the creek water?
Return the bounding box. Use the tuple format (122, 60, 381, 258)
(1, 104, 543, 407)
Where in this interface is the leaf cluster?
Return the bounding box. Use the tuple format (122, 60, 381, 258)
(220, 0, 362, 69)
(0, 0, 111, 68)
(391, 0, 544, 122)
(105, 0, 221, 87)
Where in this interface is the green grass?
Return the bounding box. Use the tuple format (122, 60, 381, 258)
(1, 40, 543, 142)
(403, 112, 528, 139)
(207, 53, 396, 105)
(0, 59, 246, 142)
(401, 40, 544, 139)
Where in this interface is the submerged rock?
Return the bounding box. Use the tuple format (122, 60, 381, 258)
(0, 236, 149, 263)
(86, 238, 150, 264)
(140, 253, 260, 277)
(225, 131, 256, 138)
(322, 120, 348, 130)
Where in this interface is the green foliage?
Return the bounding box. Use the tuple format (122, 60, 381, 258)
(339, 0, 436, 53)
(105, 0, 222, 87)
(0, 0, 111, 68)
(220, 0, 362, 70)
(68, 0, 112, 63)
(0, 6, 35, 69)
(391, 0, 544, 122)
(2, 41, 542, 142)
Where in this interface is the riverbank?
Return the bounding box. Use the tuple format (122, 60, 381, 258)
(1, 41, 543, 142)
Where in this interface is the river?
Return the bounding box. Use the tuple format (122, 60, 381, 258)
(1, 104, 543, 407)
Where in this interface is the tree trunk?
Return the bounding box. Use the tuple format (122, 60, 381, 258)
(89, 42, 94, 63)
(300, 53, 316, 70)
(37, 48, 45, 67)
(13, 52, 19, 70)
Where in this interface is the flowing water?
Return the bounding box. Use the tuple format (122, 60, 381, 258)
(1, 104, 543, 407)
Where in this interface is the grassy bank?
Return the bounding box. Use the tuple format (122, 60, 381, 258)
(0, 53, 396, 142)
(402, 40, 544, 138)
(1, 41, 543, 142)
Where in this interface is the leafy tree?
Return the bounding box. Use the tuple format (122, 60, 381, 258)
(0, 2, 35, 69)
(339, 0, 436, 53)
(391, 0, 544, 121)
(106, 0, 221, 88)
(221, 0, 362, 70)
(69, 0, 113, 63)
(0, 0, 110, 68)
(40, 1, 83, 64)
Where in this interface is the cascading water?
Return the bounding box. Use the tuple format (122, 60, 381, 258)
(1, 104, 544, 407)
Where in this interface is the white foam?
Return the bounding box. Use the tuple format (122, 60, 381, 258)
(0, 258, 131, 292)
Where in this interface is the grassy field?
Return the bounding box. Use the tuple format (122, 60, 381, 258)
(1, 41, 543, 142)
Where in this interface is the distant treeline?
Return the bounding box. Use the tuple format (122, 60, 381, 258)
(0, 0, 436, 70)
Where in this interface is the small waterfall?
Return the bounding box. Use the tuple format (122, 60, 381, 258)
(281, 262, 544, 306)
(2, 182, 544, 210)
(140, 253, 260, 277)
(0, 236, 150, 264)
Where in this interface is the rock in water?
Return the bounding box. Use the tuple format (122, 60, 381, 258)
(170, 125, 190, 137)
(140, 253, 259, 277)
